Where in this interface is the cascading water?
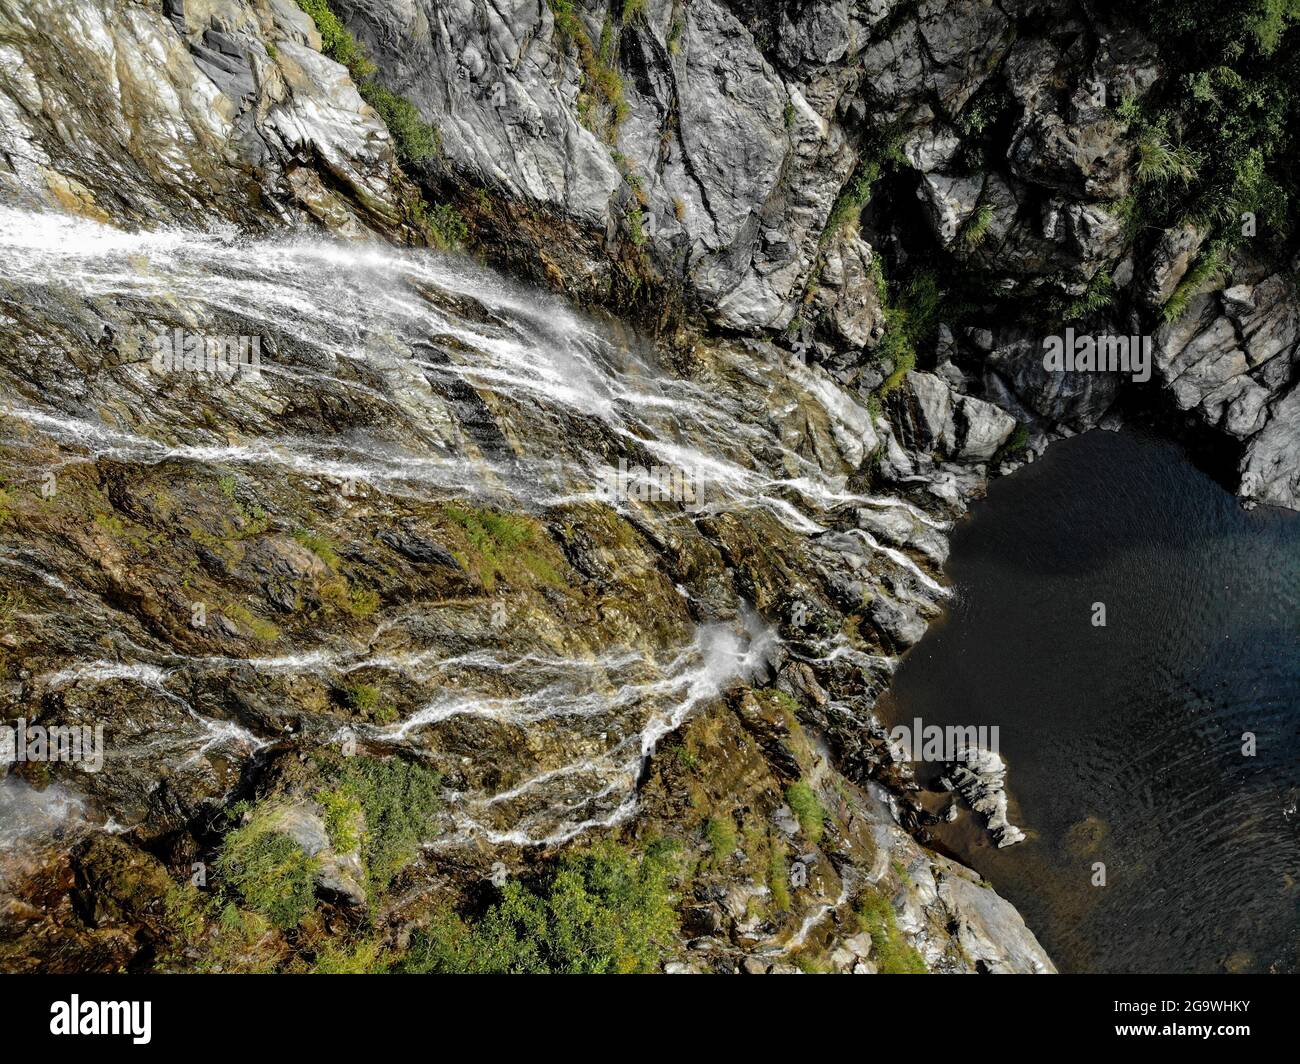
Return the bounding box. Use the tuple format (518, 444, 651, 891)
(0, 206, 943, 851)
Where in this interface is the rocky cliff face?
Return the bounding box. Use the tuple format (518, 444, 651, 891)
(0, 0, 421, 236)
(328, 0, 1297, 505)
(0, 0, 1294, 974)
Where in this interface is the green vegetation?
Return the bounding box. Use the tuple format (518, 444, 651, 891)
(821, 124, 909, 245)
(823, 161, 883, 241)
(195, 903, 278, 973)
(403, 842, 679, 973)
(785, 781, 825, 844)
(958, 202, 994, 250)
(320, 755, 442, 890)
(958, 81, 1014, 138)
(0, 589, 23, 628)
(992, 422, 1031, 466)
(767, 837, 791, 911)
(202, 756, 437, 955)
(869, 264, 942, 408)
(293, 527, 341, 569)
(221, 602, 280, 643)
(667, 15, 685, 54)
(341, 682, 398, 724)
(704, 816, 737, 865)
(216, 811, 319, 930)
(441, 504, 564, 589)
(548, 1, 630, 143)
(302, 937, 389, 974)
(1065, 270, 1116, 321)
(343, 682, 378, 713)
(1125, 3, 1300, 316)
(93, 511, 126, 538)
(1162, 238, 1228, 323)
(294, 0, 375, 78)
(626, 205, 647, 245)
(361, 83, 439, 164)
(410, 198, 468, 247)
(1134, 118, 1199, 187)
(857, 886, 927, 974)
(291, 529, 380, 618)
(320, 577, 380, 618)
(318, 787, 363, 853)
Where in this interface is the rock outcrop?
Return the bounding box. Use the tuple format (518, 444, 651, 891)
(0, 0, 412, 235)
(315, 0, 1297, 510)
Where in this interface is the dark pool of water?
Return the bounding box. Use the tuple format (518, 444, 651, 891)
(882, 428, 1300, 973)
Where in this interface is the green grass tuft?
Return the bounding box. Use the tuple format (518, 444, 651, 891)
(785, 781, 825, 844)
(857, 886, 927, 974)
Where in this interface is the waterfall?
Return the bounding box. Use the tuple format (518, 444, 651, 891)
(0, 206, 944, 848)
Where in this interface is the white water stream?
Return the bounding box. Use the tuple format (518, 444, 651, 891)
(0, 206, 941, 848)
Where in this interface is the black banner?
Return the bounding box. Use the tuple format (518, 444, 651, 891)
(0, 974, 1287, 1051)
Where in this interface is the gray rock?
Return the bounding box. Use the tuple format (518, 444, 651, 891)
(937, 871, 1054, 973)
(1145, 222, 1206, 308)
(940, 747, 1026, 848)
(1242, 383, 1300, 510)
(264, 803, 368, 907)
(0, 0, 407, 234)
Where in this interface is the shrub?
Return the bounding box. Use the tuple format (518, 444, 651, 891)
(303, 937, 389, 973)
(404, 842, 679, 973)
(0, 589, 21, 628)
(768, 837, 791, 911)
(411, 199, 468, 249)
(1126, 4, 1298, 262)
(294, 0, 375, 80)
(1065, 270, 1116, 321)
(870, 267, 941, 403)
(293, 528, 340, 569)
(318, 787, 363, 853)
(958, 203, 995, 249)
(1135, 123, 1199, 186)
(294, 0, 466, 246)
(441, 504, 563, 589)
(548, 0, 629, 143)
(221, 602, 280, 643)
(823, 160, 881, 240)
(344, 683, 380, 713)
(1162, 241, 1228, 323)
(320, 756, 442, 890)
(320, 578, 380, 618)
(341, 682, 398, 722)
(360, 82, 439, 164)
(216, 815, 319, 930)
